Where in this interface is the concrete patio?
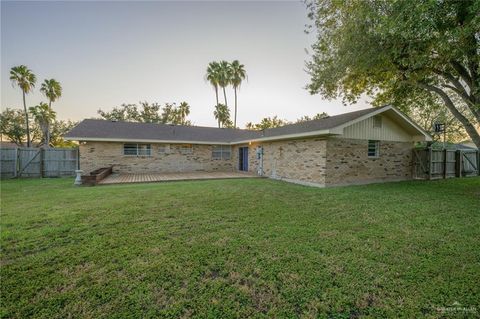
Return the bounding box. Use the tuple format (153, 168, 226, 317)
(98, 171, 259, 185)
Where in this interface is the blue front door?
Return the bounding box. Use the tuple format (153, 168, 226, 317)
(239, 147, 249, 171)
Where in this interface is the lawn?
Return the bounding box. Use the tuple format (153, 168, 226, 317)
(1, 177, 479, 318)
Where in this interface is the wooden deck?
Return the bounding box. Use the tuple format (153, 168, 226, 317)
(98, 171, 258, 185)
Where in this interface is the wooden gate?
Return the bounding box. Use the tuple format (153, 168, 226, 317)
(413, 148, 479, 179)
(460, 150, 479, 177)
(0, 147, 78, 178)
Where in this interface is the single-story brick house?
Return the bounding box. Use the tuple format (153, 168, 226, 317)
(64, 105, 431, 187)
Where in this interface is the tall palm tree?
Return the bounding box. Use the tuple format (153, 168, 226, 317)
(217, 60, 231, 107)
(230, 60, 247, 128)
(40, 79, 62, 110)
(205, 62, 220, 106)
(29, 102, 56, 147)
(10, 65, 36, 147)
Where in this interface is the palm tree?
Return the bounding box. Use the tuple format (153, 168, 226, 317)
(213, 103, 232, 128)
(10, 65, 36, 147)
(40, 79, 62, 110)
(178, 102, 190, 125)
(29, 102, 56, 147)
(217, 60, 231, 107)
(230, 60, 247, 128)
(205, 62, 220, 106)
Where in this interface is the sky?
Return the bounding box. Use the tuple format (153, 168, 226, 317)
(1, 1, 370, 128)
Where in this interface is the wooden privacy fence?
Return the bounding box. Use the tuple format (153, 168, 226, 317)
(0, 147, 79, 179)
(413, 148, 479, 180)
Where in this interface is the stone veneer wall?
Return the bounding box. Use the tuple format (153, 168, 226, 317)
(79, 142, 234, 174)
(324, 137, 413, 186)
(233, 138, 328, 186)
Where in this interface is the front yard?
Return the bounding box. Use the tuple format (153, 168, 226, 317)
(1, 177, 479, 318)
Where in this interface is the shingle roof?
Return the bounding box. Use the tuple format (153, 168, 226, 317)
(64, 106, 384, 144)
(249, 107, 379, 139)
(64, 119, 260, 143)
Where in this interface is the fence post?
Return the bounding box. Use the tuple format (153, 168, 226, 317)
(40, 148, 45, 178)
(13, 147, 18, 178)
(477, 150, 480, 176)
(443, 148, 447, 179)
(457, 150, 463, 178)
(427, 147, 432, 180)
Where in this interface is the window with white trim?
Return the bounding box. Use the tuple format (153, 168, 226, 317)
(179, 144, 193, 154)
(123, 143, 152, 156)
(367, 140, 380, 158)
(212, 145, 231, 160)
(373, 115, 383, 128)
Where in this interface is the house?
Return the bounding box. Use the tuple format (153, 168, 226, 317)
(64, 105, 432, 187)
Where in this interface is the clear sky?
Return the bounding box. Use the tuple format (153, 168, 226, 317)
(1, 1, 370, 127)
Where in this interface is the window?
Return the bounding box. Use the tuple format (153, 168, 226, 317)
(212, 145, 231, 160)
(373, 115, 383, 128)
(180, 144, 193, 154)
(368, 140, 380, 158)
(123, 143, 151, 156)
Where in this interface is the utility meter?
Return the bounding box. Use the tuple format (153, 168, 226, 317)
(256, 146, 263, 159)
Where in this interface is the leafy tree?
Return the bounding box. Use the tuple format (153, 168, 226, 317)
(138, 102, 162, 123)
(230, 60, 247, 128)
(296, 112, 329, 123)
(29, 102, 57, 147)
(98, 102, 192, 125)
(407, 96, 469, 143)
(98, 103, 139, 122)
(246, 116, 289, 130)
(0, 108, 75, 147)
(218, 60, 232, 107)
(245, 112, 330, 130)
(40, 79, 62, 110)
(162, 102, 191, 125)
(0, 108, 27, 146)
(305, 0, 480, 148)
(50, 120, 78, 147)
(213, 104, 233, 128)
(9, 65, 36, 147)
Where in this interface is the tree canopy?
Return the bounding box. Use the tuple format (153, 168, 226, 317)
(245, 112, 329, 130)
(305, 0, 480, 147)
(29, 102, 56, 147)
(0, 107, 77, 147)
(97, 101, 191, 125)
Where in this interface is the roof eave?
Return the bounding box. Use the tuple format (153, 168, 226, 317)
(63, 136, 231, 145)
(231, 129, 334, 144)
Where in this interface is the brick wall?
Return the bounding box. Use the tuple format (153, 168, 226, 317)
(325, 137, 413, 186)
(233, 138, 328, 186)
(79, 138, 413, 186)
(79, 142, 234, 174)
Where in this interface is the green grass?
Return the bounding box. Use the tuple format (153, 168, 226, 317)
(1, 177, 479, 318)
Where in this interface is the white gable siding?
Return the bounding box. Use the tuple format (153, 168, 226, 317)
(341, 115, 413, 142)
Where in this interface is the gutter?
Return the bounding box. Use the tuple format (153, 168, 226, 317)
(65, 129, 334, 146)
